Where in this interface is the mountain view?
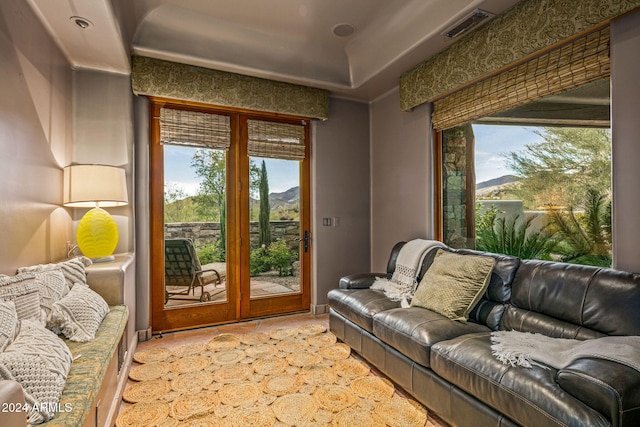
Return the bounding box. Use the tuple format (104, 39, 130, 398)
(250, 186, 300, 220)
(476, 175, 521, 199)
(267, 186, 299, 209)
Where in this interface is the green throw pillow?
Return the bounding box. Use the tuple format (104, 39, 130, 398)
(411, 249, 495, 322)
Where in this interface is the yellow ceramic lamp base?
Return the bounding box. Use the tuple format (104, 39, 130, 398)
(77, 207, 119, 261)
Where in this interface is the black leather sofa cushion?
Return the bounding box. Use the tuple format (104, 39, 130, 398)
(372, 307, 489, 367)
(431, 333, 610, 427)
(501, 306, 606, 340)
(509, 260, 640, 336)
(327, 289, 400, 332)
(557, 358, 640, 427)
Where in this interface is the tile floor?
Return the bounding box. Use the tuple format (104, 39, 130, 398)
(122, 312, 449, 427)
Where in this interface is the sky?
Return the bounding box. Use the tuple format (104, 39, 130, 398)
(164, 146, 300, 197)
(164, 125, 543, 197)
(472, 125, 542, 183)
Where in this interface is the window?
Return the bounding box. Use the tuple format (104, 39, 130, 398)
(439, 79, 612, 267)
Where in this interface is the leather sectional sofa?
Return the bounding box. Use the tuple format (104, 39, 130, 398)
(328, 242, 640, 427)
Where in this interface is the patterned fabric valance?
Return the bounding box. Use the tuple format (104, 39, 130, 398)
(132, 56, 330, 120)
(160, 108, 231, 150)
(248, 119, 307, 161)
(432, 27, 610, 131)
(400, 0, 640, 111)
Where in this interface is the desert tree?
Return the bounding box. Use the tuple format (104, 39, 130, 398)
(505, 128, 611, 209)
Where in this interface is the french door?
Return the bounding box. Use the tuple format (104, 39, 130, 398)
(149, 98, 311, 333)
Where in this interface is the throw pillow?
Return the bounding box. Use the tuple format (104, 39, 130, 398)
(58, 257, 92, 289)
(0, 273, 44, 323)
(50, 284, 110, 342)
(411, 249, 495, 322)
(17, 266, 68, 317)
(0, 300, 18, 352)
(0, 319, 73, 425)
(18, 257, 92, 290)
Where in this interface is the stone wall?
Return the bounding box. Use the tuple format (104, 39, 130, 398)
(442, 125, 475, 249)
(164, 221, 301, 251)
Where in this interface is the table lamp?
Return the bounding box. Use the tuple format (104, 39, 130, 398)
(63, 164, 128, 262)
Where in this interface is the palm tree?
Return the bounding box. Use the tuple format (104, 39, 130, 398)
(475, 204, 556, 259)
(547, 188, 612, 267)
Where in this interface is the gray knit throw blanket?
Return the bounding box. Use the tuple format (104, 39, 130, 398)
(491, 330, 640, 373)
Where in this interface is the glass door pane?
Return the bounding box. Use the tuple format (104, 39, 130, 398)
(248, 157, 301, 299)
(164, 145, 229, 307)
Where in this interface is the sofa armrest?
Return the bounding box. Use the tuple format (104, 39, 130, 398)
(557, 358, 640, 427)
(0, 380, 28, 427)
(339, 273, 386, 289)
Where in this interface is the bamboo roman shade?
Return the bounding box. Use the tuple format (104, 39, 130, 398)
(247, 119, 307, 161)
(160, 108, 231, 150)
(432, 27, 610, 131)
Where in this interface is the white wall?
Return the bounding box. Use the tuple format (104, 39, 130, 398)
(611, 8, 640, 273)
(71, 70, 135, 255)
(370, 88, 434, 271)
(134, 96, 150, 332)
(0, 0, 72, 274)
(312, 97, 371, 306)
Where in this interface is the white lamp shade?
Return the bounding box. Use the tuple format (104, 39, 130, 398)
(63, 164, 128, 207)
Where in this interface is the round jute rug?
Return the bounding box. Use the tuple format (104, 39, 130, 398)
(117, 324, 428, 427)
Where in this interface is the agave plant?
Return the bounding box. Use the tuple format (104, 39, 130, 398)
(547, 188, 612, 267)
(475, 204, 557, 259)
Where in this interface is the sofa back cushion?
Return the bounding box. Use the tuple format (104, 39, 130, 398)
(503, 259, 640, 337)
(447, 249, 520, 330)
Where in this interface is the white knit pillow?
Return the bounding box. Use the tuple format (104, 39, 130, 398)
(17, 266, 68, 318)
(0, 319, 73, 425)
(50, 284, 109, 342)
(0, 273, 44, 323)
(0, 300, 18, 352)
(18, 257, 92, 290)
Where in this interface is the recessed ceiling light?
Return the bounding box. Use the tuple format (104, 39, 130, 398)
(70, 16, 93, 29)
(332, 23, 356, 37)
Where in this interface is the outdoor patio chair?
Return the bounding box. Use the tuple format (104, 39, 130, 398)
(164, 238, 222, 303)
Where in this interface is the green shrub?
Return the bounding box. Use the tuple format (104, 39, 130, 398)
(249, 240, 295, 276)
(250, 246, 271, 276)
(197, 243, 225, 264)
(267, 240, 294, 276)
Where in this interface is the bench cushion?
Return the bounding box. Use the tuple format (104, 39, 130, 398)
(42, 305, 128, 426)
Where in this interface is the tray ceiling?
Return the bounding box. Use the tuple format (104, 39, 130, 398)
(26, 0, 520, 101)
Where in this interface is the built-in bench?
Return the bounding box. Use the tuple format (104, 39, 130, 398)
(43, 306, 128, 427)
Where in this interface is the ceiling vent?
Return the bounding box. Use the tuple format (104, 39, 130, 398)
(442, 9, 495, 40)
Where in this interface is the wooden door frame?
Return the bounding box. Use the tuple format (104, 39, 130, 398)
(240, 113, 312, 319)
(149, 99, 239, 332)
(149, 97, 311, 332)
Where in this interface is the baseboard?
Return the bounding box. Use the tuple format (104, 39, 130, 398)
(311, 304, 329, 314)
(137, 327, 153, 342)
